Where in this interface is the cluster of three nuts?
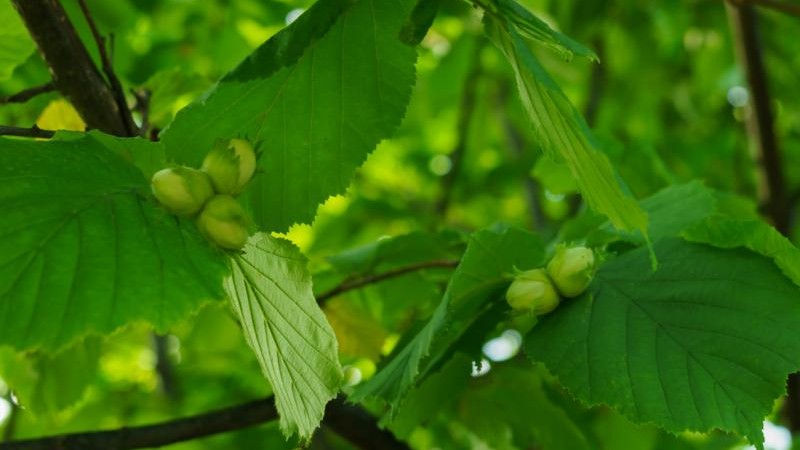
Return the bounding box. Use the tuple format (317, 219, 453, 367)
(150, 139, 257, 250)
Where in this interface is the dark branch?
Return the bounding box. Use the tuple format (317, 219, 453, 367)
(0, 397, 409, 450)
(316, 259, 459, 305)
(152, 334, 180, 401)
(434, 39, 483, 216)
(324, 398, 409, 450)
(726, 2, 789, 233)
(11, 0, 128, 136)
(76, 0, 138, 137)
(0, 125, 55, 139)
(731, 0, 800, 17)
(0, 82, 54, 105)
(0, 398, 278, 450)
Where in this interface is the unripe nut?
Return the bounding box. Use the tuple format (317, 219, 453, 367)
(201, 138, 257, 195)
(546, 246, 595, 298)
(506, 268, 560, 315)
(151, 167, 214, 216)
(196, 195, 250, 250)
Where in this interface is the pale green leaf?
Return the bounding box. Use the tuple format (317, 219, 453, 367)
(0, 136, 227, 351)
(226, 234, 342, 439)
(526, 238, 800, 446)
(162, 0, 418, 232)
(485, 17, 648, 237)
(478, 0, 597, 61)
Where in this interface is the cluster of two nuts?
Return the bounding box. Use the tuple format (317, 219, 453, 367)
(506, 246, 595, 316)
(150, 139, 257, 250)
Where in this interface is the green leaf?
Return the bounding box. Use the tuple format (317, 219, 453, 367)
(226, 234, 343, 439)
(685, 217, 800, 289)
(526, 238, 800, 446)
(458, 364, 592, 450)
(485, 17, 648, 238)
(351, 225, 544, 408)
(0, 136, 227, 351)
(386, 352, 472, 438)
(83, 130, 167, 180)
(595, 181, 716, 245)
(399, 0, 441, 45)
(0, 1, 35, 80)
(162, 0, 418, 232)
(479, 0, 597, 61)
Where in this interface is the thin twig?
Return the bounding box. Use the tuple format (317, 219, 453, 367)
(730, 0, 800, 17)
(76, 0, 137, 137)
(317, 259, 460, 305)
(0, 125, 55, 139)
(434, 39, 483, 216)
(152, 334, 180, 401)
(0, 82, 55, 104)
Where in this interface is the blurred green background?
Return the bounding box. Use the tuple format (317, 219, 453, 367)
(1, 0, 798, 448)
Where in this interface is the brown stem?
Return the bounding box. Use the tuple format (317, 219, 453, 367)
(727, 1, 789, 233)
(317, 259, 459, 305)
(731, 0, 800, 17)
(0, 125, 55, 139)
(11, 0, 128, 136)
(434, 39, 483, 216)
(0, 82, 54, 104)
(152, 334, 179, 401)
(76, 0, 137, 136)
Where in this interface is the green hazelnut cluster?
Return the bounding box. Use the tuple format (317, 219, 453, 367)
(150, 138, 257, 250)
(505, 246, 595, 316)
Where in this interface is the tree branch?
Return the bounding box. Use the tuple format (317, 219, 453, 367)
(0, 125, 55, 139)
(0, 398, 278, 450)
(434, 39, 483, 216)
(0, 397, 408, 450)
(726, 2, 789, 233)
(11, 0, 129, 136)
(317, 259, 459, 305)
(76, 0, 138, 136)
(731, 0, 800, 17)
(726, 0, 796, 430)
(0, 82, 54, 105)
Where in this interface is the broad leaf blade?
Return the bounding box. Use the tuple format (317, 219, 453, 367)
(0, 136, 227, 351)
(162, 0, 418, 232)
(526, 238, 800, 446)
(351, 225, 544, 408)
(227, 234, 342, 439)
(485, 18, 648, 238)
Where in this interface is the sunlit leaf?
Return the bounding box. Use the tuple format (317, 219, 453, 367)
(226, 234, 342, 439)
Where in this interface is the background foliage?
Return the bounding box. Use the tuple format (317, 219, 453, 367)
(1, 0, 800, 449)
